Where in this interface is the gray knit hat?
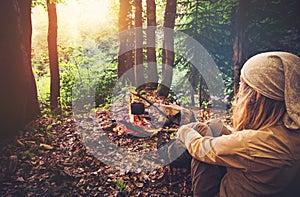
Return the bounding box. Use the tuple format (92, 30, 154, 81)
(241, 51, 300, 129)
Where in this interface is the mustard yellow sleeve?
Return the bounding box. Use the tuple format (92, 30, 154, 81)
(177, 125, 253, 170)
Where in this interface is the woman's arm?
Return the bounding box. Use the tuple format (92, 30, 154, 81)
(177, 124, 253, 170)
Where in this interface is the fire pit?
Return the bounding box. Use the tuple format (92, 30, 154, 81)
(111, 90, 196, 138)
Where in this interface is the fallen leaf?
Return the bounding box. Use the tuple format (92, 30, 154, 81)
(25, 141, 36, 144)
(16, 139, 25, 146)
(16, 177, 25, 182)
(135, 182, 144, 188)
(39, 143, 54, 150)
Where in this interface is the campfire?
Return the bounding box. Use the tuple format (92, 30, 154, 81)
(111, 90, 196, 137)
(112, 91, 159, 137)
(129, 102, 151, 127)
(105, 90, 199, 169)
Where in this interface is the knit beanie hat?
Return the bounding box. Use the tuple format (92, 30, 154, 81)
(241, 51, 300, 130)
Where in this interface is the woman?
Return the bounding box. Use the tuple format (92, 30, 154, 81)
(176, 52, 300, 197)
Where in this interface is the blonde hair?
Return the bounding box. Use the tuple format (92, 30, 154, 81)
(233, 79, 286, 131)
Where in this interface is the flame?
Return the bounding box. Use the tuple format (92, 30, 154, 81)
(130, 114, 151, 127)
(112, 92, 152, 136)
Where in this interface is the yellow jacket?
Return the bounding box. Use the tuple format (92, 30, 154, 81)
(177, 124, 300, 196)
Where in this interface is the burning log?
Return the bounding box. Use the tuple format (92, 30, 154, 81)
(118, 120, 152, 137)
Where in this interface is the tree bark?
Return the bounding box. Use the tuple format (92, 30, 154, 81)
(118, 0, 134, 80)
(233, 0, 249, 95)
(157, 0, 177, 97)
(134, 0, 145, 89)
(146, 0, 158, 89)
(47, 0, 60, 111)
(0, 0, 40, 138)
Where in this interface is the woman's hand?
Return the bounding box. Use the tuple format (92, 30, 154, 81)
(176, 119, 232, 146)
(176, 122, 208, 145)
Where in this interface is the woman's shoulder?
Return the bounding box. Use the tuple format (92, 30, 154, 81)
(268, 125, 300, 146)
(238, 125, 300, 160)
(233, 125, 300, 140)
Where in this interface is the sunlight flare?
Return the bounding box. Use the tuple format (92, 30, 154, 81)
(32, 0, 118, 47)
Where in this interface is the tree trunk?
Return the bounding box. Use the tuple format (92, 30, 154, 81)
(157, 0, 177, 97)
(118, 0, 133, 80)
(146, 0, 158, 89)
(47, 0, 60, 111)
(189, 66, 198, 106)
(134, 0, 144, 89)
(0, 0, 40, 138)
(198, 77, 203, 107)
(233, 0, 249, 95)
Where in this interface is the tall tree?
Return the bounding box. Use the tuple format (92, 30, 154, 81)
(0, 0, 40, 138)
(118, 0, 134, 80)
(47, 0, 60, 111)
(176, 0, 237, 103)
(233, 0, 249, 95)
(146, 0, 158, 89)
(134, 0, 144, 88)
(157, 0, 177, 97)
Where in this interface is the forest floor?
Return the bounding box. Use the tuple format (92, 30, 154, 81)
(0, 92, 231, 196)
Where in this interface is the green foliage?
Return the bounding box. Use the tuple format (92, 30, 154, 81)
(32, 0, 65, 8)
(202, 100, 212, 109)
(116, 177, 127, 192)
(95, 63, 118, 106)
(33, 39, 118, 110)
(46, 125, 53, 131)
(175, 0, 237, 105)
(47, 132, 57, 139)
(32, 0, 299, 112)
(59, 46, 78, 108)
(175, 0, 299, 105)
(142, 142, 147, 149)
(59, 44, 118, 109)
(247, 0, 300, 56)
(22, 151, 35, 159)
(170, 132, 177, 138)
(176, 0, 237, 76)
(32, 0, 46, 9)
(32, 50, 51, 106)
(223, 74, 234, 102)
